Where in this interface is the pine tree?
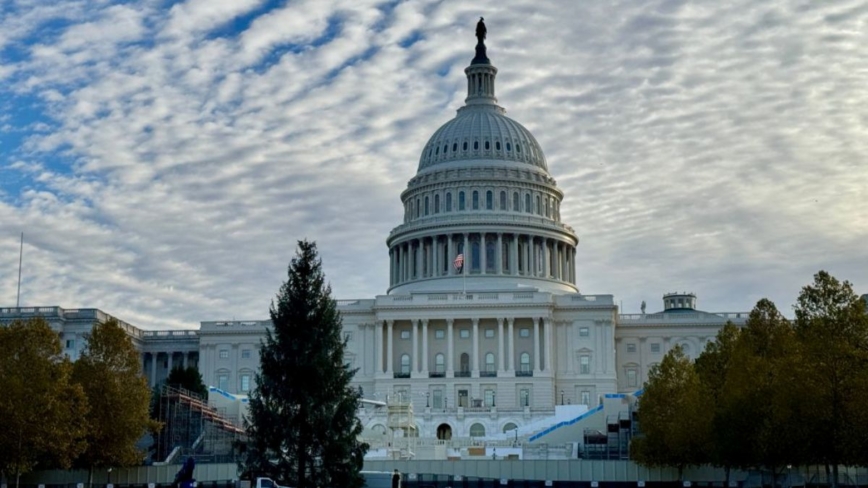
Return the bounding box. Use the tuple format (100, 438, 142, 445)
(241, 240, 367, 488)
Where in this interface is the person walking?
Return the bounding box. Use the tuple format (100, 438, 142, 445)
(392, 469, 401, 488)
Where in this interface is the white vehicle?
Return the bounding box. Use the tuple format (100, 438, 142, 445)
(255, 478, 290, 488)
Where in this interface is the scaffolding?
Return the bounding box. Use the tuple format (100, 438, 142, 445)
(386, 392, 417, 460)
(153, 385, 245, 463)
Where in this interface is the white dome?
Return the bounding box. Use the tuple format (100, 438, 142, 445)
(417, 106, 548, 173)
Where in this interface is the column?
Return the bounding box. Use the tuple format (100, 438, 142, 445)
(507, 318, 515, 372)
(544, 317, 553, 372)
(512, 234, 519, 275)
(496, 233, 503, 274)
(448, 234, 455, 276)
(463, 233, 469, 274)
(533, 318, 541, 372)
(181, 352, 187, 369)
(415, 240, 422, 279)
(400, 243, 406, 282)
(446, 319, 455, 376)
(150, 352, 157, 387)
(387, 320, 394, 374)
(497, 317, 505, 372)
(432, 237, 439, 277)
(541, 238, 549, 278)
(167, 351, 174, 373)
(412, 319, 419, 372)
(422, 319, 429, 375)
(521, 236, 529, 275)
(480, 233, 487, 274)
(376, 321, 384, 374)
(571, 248, 576, 283)
(553, 242, 560, 280)
(472, 318, 480, 375)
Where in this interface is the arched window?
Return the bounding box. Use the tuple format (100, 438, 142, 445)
(400, 354, 411, 374)
(424, 196, 429, 216)
(463, 141, 468, 151)
(536, 195, 541, 215)
(446, 192, 453, 212)
(486, 240, 495, 272)
(459, 191, 465, 211)
(372, 424, 387, 436)
(416, 198, 420, 218)
(469, 423, 486, 437)
(513, 192, 519, 211)
(435, 353, 445, 373)
(485, 190, 493, 210)
(434, 194, 440, 213)
(503, 422, 518, 434)
(495, 141, 501, 151)
(484, 140, 490, 150)
(472, 191, 479, 210)
(452, 143, 458, 152)
(520, 352, 531, 372)
(500, 191, 507, 210)
(485, 353, 495, 372)
(443, 144, 448, 154)
(474, 140, 479, 150)
(506, 142, 512, 151)
(435, 146, 439, 155)
(471, 241, 480, 272)
(525, 194, 532, 213)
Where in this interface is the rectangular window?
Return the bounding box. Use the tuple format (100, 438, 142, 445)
(627, 368, 638, 388)
(484, 329, 495, 338)
(435, 329, 445, 339)
(579, 327, 589, 337)
(219, 349, 229, 359)
(581, 390, 591, 406)
(400, 330, 410, 339)
(433, 389, 443, 409)
(460, 329, 470, 339)
(446, 193, 453, 212)
(240, 374, 251, 392)
(484, 388, 495, 407)
(519, 388, 530, 407)
(650, 343, 661, 353)
(486, 191, 493, 210)
(626, 343, 636, 353)
(65, 339, 75, 349)
(472, 191, 479, 210)
(580, 355, 590, 374)
(217, 374, 228, 391)
(434, 194, 440, 213)
(459, 192, 465, 210)
(519, 328, 530, 338)
(241, 349, 251, 359)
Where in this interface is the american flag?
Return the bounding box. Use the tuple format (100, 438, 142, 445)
(453, 253, 464, 270)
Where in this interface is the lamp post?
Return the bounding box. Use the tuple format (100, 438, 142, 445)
(560, 390, 564, 405)
(426, 392, 430, 408)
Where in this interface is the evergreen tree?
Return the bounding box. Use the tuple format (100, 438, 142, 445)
(72, 319, 159, 486)
(241, 240, 367, 488)
(165, 366, 208, 398)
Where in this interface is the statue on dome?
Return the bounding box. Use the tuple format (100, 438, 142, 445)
(472, 17, 489, 64)
(476, 17, 487, 44)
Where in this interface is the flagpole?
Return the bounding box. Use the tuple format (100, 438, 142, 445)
(16, 232, 23, 307)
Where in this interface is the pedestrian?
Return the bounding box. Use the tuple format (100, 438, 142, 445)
(392, 469, 401, 488)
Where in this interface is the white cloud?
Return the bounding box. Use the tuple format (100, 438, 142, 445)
(0, 0, 866, 329)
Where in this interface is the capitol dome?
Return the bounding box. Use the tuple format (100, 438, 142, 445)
(417, 106, 549, 173)
(386, 29, 579, 295)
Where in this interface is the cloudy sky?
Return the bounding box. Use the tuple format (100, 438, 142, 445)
(1, 0, 865, 329)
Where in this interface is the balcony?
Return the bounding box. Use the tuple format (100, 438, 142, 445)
(516, 370, 533, 377)
(480, 371, 497, 378)
(454, 371, 471, 378)
(429, 372, 445, 378)
(393, 372, 411, 379)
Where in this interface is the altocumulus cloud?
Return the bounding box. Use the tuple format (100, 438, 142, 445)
(0, 0, 866, 328)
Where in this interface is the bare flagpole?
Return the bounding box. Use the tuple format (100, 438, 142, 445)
(16, 232, 24, 307)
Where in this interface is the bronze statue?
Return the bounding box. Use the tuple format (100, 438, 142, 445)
(476, 17, 486, 44)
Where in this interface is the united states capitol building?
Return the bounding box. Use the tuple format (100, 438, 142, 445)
(0, 29, 751, 455)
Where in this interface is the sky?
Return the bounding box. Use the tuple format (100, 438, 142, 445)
(1, 0, 866, 329)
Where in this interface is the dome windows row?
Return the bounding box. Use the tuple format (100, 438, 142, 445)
(422, 135, 541, 166)
(403, 188, 561, 222)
